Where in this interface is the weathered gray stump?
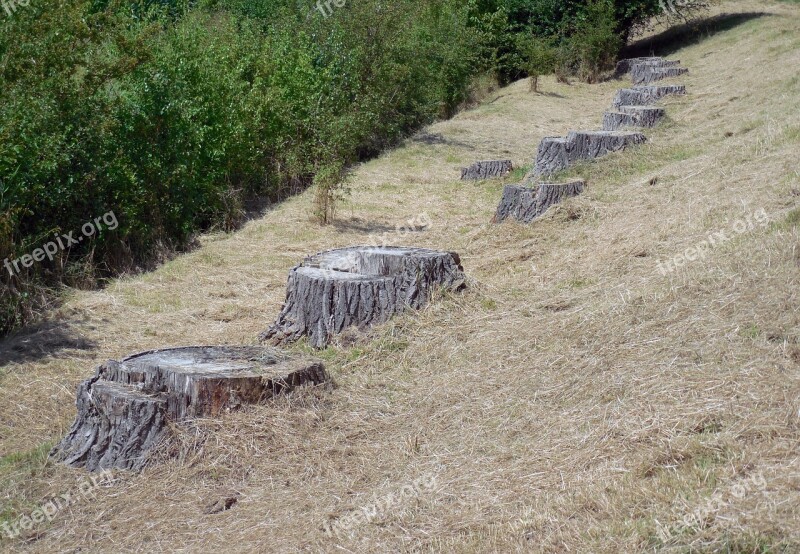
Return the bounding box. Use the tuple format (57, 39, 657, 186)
(461, 160, 513, 181)
(626, 59, 681, 81)
(494, 181, 586, 224)
(51, 346, 328, 472)
(568, 130, 647, 161)
(602, 106, 666, 131)
(533, 130, 647, 177)
(532, 137, 571, 176)
(632, 65, 689, 85)
(261, 247, 466, 349)
(612, 85, 687, 108)
(614, 57, 664, 77)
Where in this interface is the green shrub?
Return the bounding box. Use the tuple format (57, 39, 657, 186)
(0, 0, 480, 334)
(567, 0, 624, 83)
(521, 35, 558, 91)
(0, 0, 696, 334)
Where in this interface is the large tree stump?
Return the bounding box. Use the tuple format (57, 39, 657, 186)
(494, 181, 586, 224)
(602, 106, 666, 131)
(612, 85, 687, 108)
(533, 130, 646, 177)
(632, 65, 689, 85)
(614, 57, 666, 77)
(626, 59, 681, 81)
(51, 378, 169, 472)
(532, 137, 571, 176)
(461, 160, 513, 181)
(260, 247, 466, 349)
(568, 130, 647, 161)
(51, 346, 328, 472)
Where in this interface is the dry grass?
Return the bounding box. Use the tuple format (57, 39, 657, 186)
(2, 0, 800, 552)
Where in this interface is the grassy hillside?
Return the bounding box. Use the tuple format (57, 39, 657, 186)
(1, 0, 799, 551)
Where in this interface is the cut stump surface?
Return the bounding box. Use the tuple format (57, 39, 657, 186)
(614, 57, 678, 77)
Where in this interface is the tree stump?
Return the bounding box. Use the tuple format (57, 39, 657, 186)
(51, 346, 328, 472)
(626, 59, 681, 81)
(612, 85, 687, 108)
(532, 137, 571, 176)
(260, 247, 466, 349)
(533, 131, 646, 177)
(602, 106, 666, 131)
(568, 130, 647, 161)
(614, 57, 664, 77)
(461, 160, 513, 181)
(494, 181, 586, 224)
(632, 65, 689, 85)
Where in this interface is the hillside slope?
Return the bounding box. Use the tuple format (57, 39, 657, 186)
(1, 0, 799, 551)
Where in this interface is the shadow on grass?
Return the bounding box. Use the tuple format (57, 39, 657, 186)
(331, 217, 430, 236)
(0, 320, 96, 367)
(410, 132, 475, 150)
(623, 11, 771, 58)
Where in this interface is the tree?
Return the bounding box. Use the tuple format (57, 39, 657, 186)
(522, 35, 558, 92)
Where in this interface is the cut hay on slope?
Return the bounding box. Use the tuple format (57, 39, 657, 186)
(1, 1, 799, 552)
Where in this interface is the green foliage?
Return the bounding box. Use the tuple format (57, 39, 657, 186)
(0, 0, 695, 334)
(474, 0, 698, 85)
(521, 35, 558, 91)
(566, 0, 625, 83)
(0, 0, 479, 333)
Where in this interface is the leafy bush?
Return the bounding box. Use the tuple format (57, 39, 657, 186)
(0, 0, 700, 334)
(521, 35, 558, 91)
(566, 0, 624, 83)
(476, 0, 707, 85)
(0, 0, 480, 333)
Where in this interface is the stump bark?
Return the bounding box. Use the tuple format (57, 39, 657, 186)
(51, 346, 328, 472)
(614, 57, 665, 77)
(632, 65, 688, 85)
(532, 137, 571, 176)
(612, 85, 687, 108)
(494, 181, 586, 224)
(260, 247, 466, 349)
(533, 131, 647, 177)
(627, 59, 681, 82)
(602, 106, 666, 131)
(461, 160, 513, 181)
(568, 130, 647, 161)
